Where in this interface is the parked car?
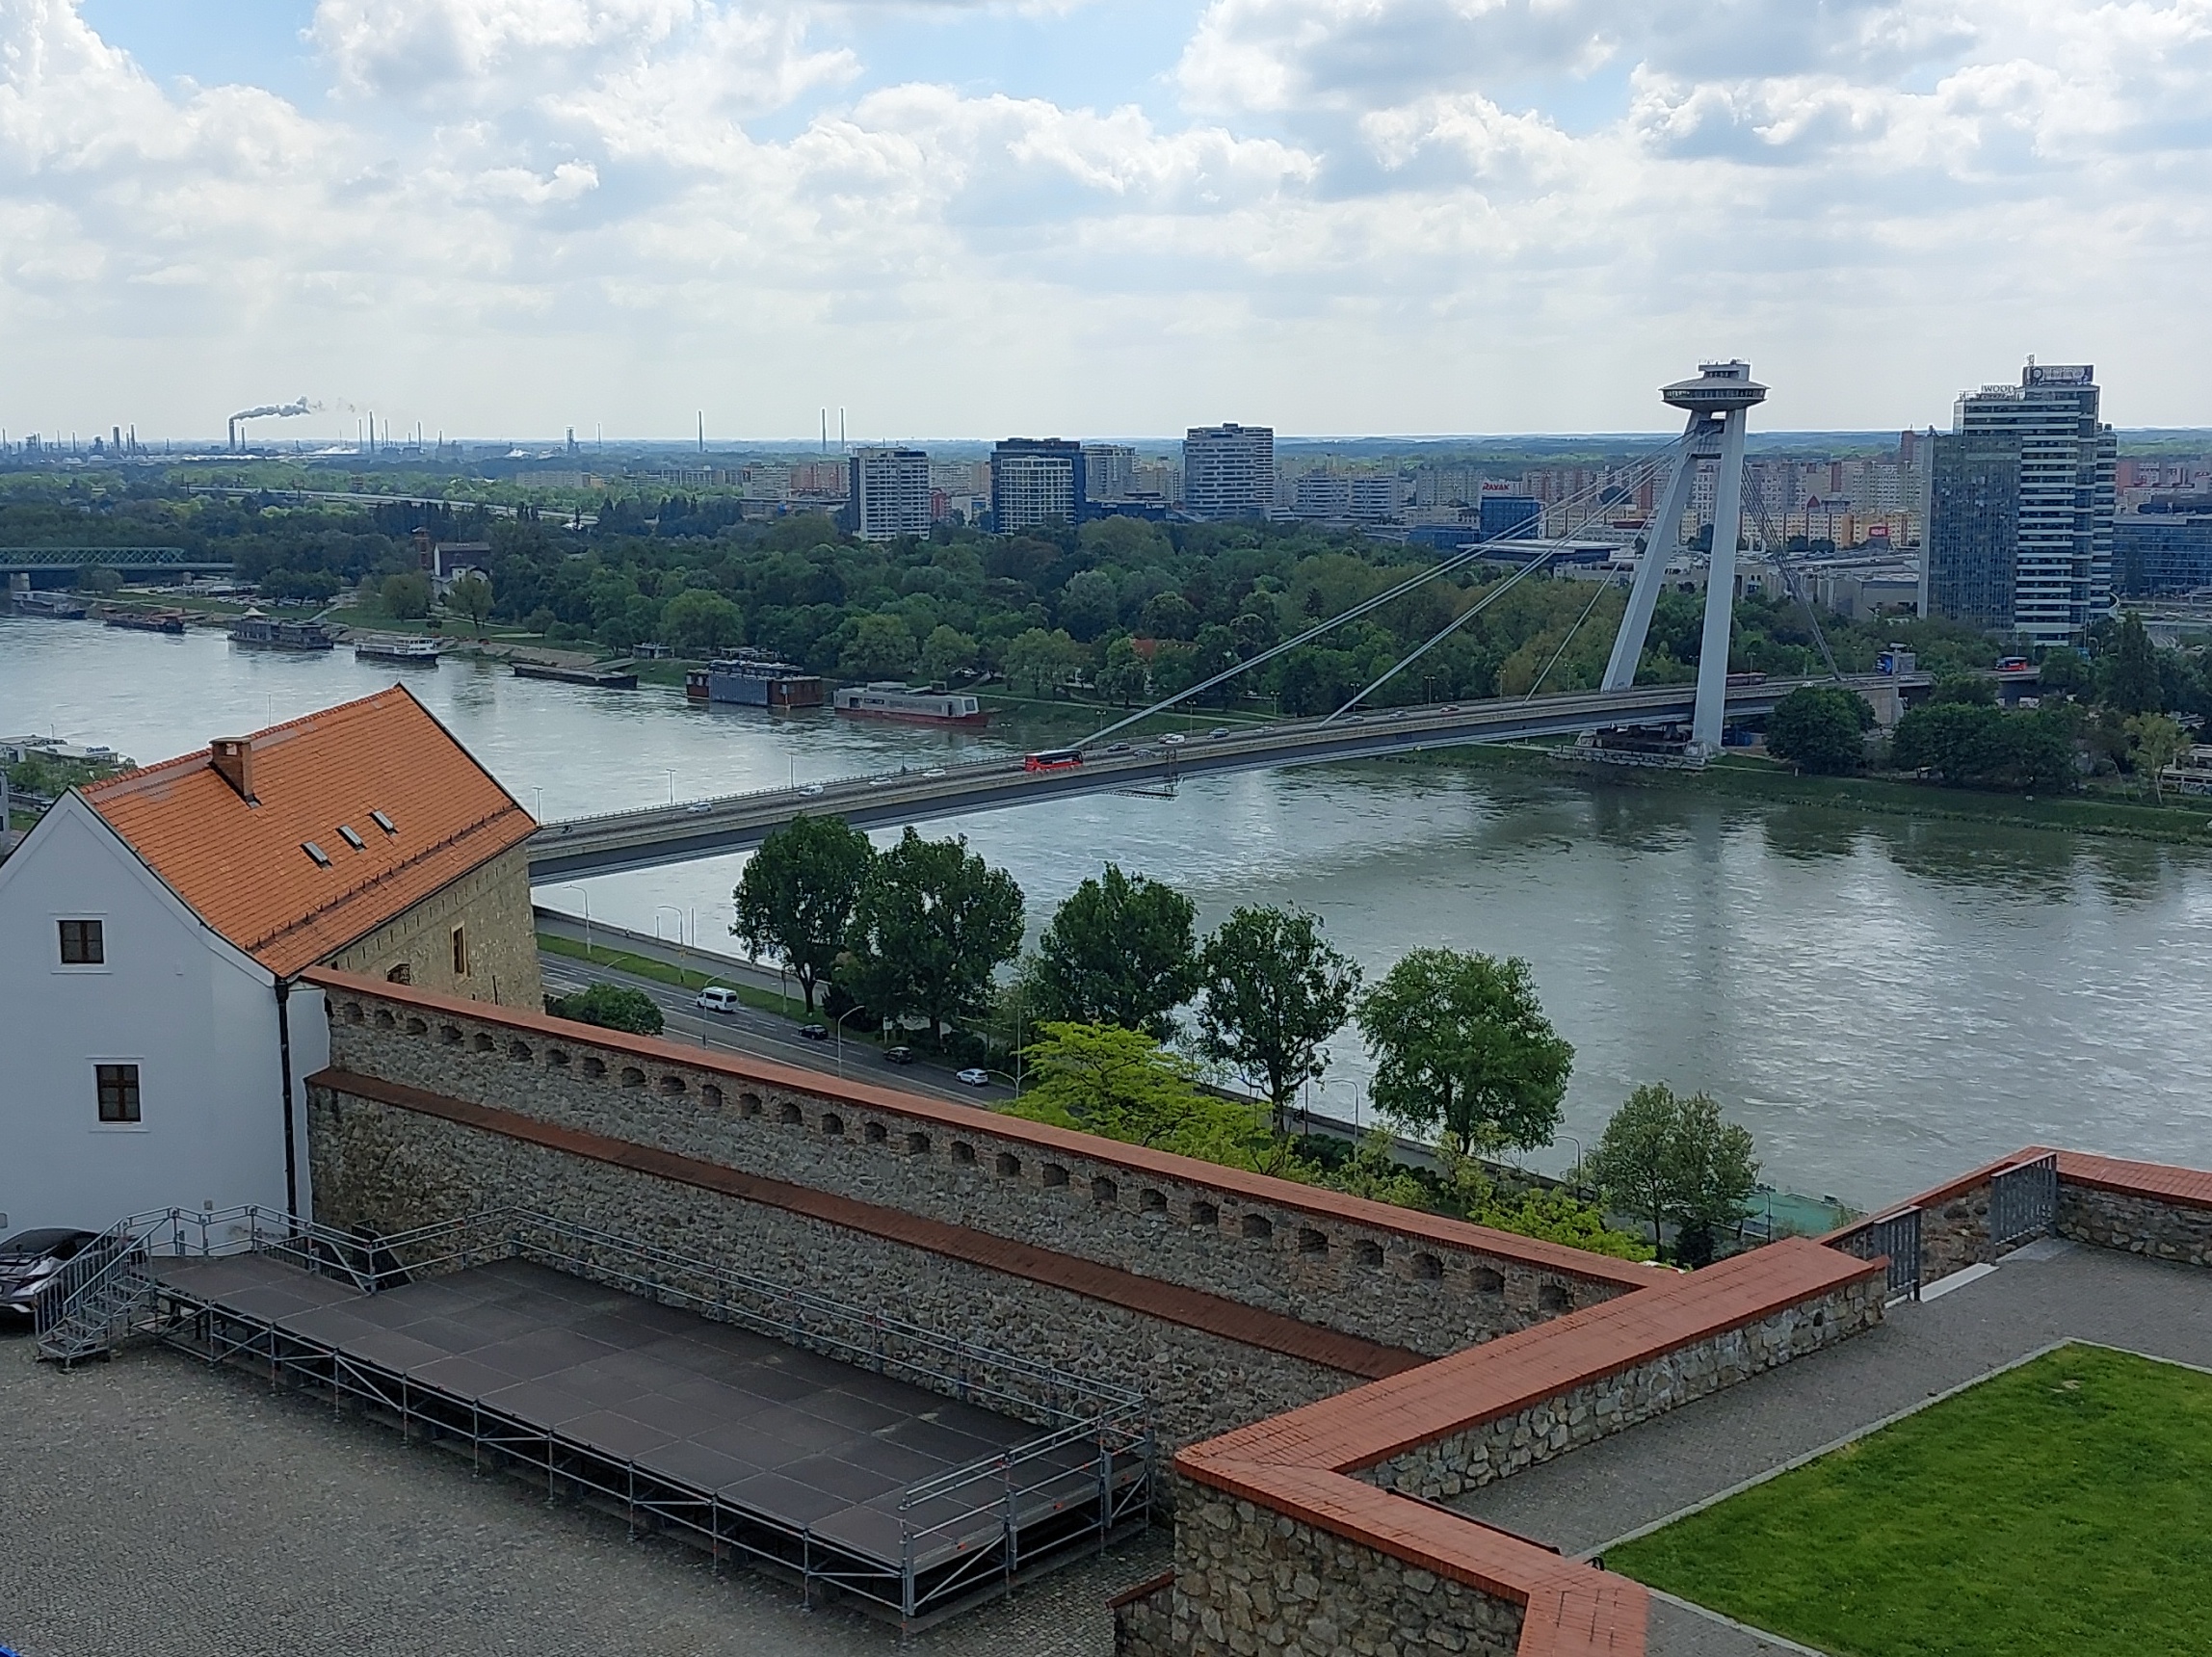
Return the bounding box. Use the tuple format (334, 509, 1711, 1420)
(797, 1023, 830, 1040)
(882, 1045, 916, 1065)
(0, 1227, 99, 1320)
(955, 1066, 990, 1088)
(695, 986, 740, 1013)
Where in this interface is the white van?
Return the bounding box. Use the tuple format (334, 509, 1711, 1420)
(695, 986, 740, 1014)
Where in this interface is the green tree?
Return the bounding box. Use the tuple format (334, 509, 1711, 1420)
(1765, 684, 1872, 775)
(731, 814, 876, 1013)
(382, 570, 432, 619)
(2036, 648, 2093, 699)
(921, 624, 978, 685)
(1003, 627, 1082, 697)
(2125, 711, 2189, 804)
(2101, 612, 2161, 715)
(1195, 906, 1362, 1133)
(1891, 702, 2075, 793)
(839, 828, 1024, 1040)
(839, 612, 917, 681)
(1585, 1083, 1759, 1265)
(547, 982, 664, 1036)
(447, 571, 496, 638)
(1057, 569, 1120, 642)
(74, 564, 122, 595)
(1356, 948, 1572, 1155)
(662, 589, 743, 657)
(1096, 636, 1150, 706)
(1033, 865, 1199, 1039)
(1009, 1022, 1274, 1168)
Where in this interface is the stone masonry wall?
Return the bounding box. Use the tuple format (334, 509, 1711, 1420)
(329, 844, 542, 1012)
(309, 1083, 1354, 1447)
(320, 986, 1642, 1359)
(1365, 1278, 1883, 1500)
(2058, 1184, 2212, 1268)
(1167, 1485, 1525, 1657)
(1112, 1576, 1179, 1657)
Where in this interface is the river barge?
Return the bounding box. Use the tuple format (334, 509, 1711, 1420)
(831, 683, 988, 726)
(228, 611, 336, 650)
(99, 608, 187, 634)
(514, 661, 638, 690)
(686, 652, 825, 710)
(354, 636, 441, 666)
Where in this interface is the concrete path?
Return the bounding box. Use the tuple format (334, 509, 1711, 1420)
(1452, 1240, 2212, 1560)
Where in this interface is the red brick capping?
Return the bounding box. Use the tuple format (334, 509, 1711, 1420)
(309, 1066, 1426, 1381)
(1171, 1240, 1880, 1657)
(1108, 1570, 1177, 1611)
(303, 966, 1652, 1292)
(2051, 1147, 2212, 1212)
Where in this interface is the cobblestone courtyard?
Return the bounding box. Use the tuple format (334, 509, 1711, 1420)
(0, 1329, 1165, 1657)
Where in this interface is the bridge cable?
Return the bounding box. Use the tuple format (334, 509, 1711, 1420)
(1317, 439, 1684, 723)
(1079, 435, 1692, 749)
(1748, 482, 1845, 682)
(1519, 574, 1616, 702)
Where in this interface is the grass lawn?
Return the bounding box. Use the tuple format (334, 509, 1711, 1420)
(1607, 1344, 2212, 1657)
(535, 933, 809, 1020)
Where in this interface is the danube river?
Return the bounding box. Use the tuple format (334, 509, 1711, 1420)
(9, 616, 2211, 1211)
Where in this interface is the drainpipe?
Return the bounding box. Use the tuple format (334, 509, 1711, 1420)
(276, 978, 300, 1221)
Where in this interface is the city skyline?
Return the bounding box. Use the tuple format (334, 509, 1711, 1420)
(5, 2, 2209, 437)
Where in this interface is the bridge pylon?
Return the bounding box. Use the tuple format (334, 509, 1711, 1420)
(1599, 360, 1768, 755)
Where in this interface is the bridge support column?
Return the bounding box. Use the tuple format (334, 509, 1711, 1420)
(1690, 404, 1751, 754)
(1602, 414, 1704, 693)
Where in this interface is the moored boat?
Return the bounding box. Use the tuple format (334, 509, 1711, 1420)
(354, 636, 441, 666)
(228, 610, 336, 650)
(831, 683, 988, 726)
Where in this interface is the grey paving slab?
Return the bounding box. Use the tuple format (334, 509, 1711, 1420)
(1452, 1242, 2212, 1557)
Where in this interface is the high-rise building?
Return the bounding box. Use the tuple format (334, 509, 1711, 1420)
(990, 439, 1086, 532)
(1182, 424, 1275, 520)
(847, 448, 931, 541)
(1927, 364, 2115, 644)
(1477, 488, 1540, 541)
(1082, 444, 1136, 502)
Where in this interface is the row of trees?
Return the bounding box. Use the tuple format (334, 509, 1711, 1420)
(729, 814, 1758, 1263)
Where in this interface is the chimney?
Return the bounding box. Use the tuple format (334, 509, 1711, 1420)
(210, 738, 256, 803)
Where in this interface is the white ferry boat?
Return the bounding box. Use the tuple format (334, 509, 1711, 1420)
(831, 683, 988, 726)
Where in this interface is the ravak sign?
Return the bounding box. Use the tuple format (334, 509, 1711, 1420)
(2026, 364, 2094, 386)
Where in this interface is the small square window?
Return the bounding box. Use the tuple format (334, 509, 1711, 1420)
(451, 926, 468, 976)
(60, 919, 105, 964)
(96, 1064, 141, 1123)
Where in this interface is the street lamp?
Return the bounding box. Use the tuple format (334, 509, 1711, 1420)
(1559, 1134, 1584, 1197)
(531, 785, 543, 819)
(834, 1005, 872, 1075)
(556, 884, 593, 962)
(654, 905, 685, 948)
(663, 768, 674, 805)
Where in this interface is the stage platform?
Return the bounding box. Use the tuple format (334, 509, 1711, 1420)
(150, 1249, 1145, 1623)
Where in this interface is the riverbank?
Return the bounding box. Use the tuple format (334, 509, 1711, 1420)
(1437, 741, 2212, 849)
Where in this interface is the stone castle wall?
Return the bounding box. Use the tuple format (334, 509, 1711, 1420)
(2058, 1182, 2212, 1268)
(328, 844, 542, 1012)
(1364, 1278, 1883, 1500)
(308, 1083, 1354, 1447)
(318, 984, 1645, 1360)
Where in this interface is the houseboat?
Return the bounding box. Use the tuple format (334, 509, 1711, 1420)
(354, 636, 442, 666)
(99, 607, 188, 634)
(228, 610, 336, 650)
(831, 683, 989, 726)
(514, 661, 637, 689)
(686, 653, 826, 710)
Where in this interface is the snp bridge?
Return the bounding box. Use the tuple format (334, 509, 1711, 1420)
(527, 674, 1911, 881)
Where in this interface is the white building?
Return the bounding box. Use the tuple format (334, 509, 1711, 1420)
(1182, 424, 1275, 520)
(0, 687, 541, 1236)
(1082, 444, 1137, 502)
(848, 447, 932, 540)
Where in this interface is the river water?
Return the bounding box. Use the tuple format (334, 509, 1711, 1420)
(8, 616, 2210, 1211)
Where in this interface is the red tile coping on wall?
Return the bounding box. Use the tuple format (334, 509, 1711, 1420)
(304, 966, 1656, 1289)
(310, 1066, 1427, 1382)
(1170, 1239, 1875, 1657)
(2049, 1147, 2212, 1213)
(1823, 1144, 2212, 1245)
(1179, 1238, 1878, 1478)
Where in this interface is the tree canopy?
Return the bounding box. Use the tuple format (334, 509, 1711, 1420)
(547, 982, 664, 1036)
(838, 828, 1024, 1039)
(1766, 684, 1872, 775)
(730, 813, 876, 1012)
(1356, 948, 1572, 1154)
(1008, 1022, 1276, 1169)
(1585, 1083, 1759, 1265)
(1031, 864, 1201, 1039)
(1194, 906, 1362, 1130)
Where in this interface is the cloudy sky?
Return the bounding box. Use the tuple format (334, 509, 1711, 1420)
(5, 0, 2209, 440)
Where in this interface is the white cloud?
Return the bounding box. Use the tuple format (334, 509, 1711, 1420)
(0, 0, 2209, 434)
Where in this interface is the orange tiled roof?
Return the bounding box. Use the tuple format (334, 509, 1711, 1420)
(81, 686, 535, 979)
